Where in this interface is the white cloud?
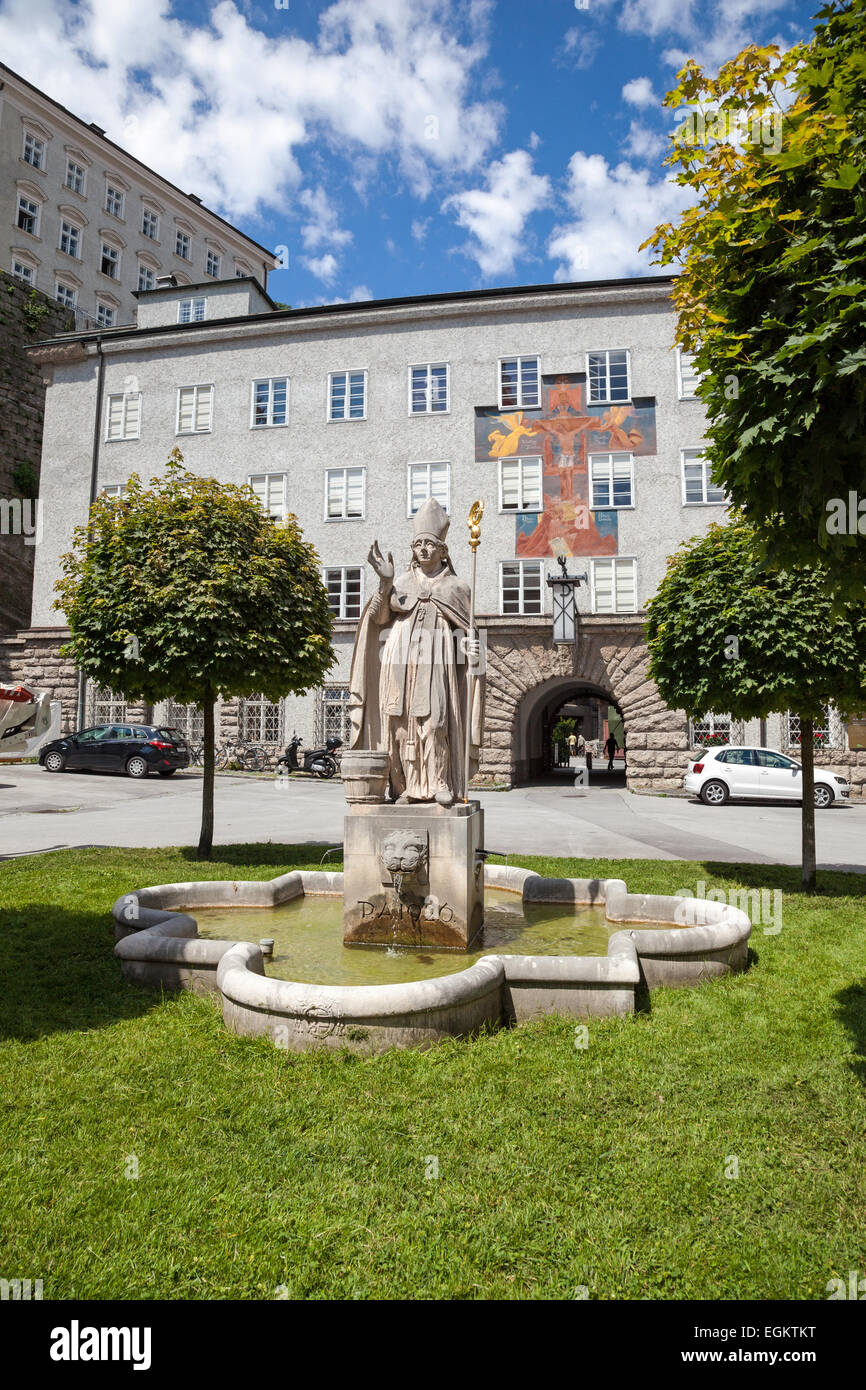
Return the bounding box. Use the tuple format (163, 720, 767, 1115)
(411, 218, 431, 242)
(0, 0, 503, 220)
(562, 27, 603, 71)
(302, 252, 339, 283)
(622, 77, 658, 109)
(617, 0, 802, 74)
(621, 121, 666, 161)
(548, 150, 694, 281)
(298, 187, 353, 252)
(443, 149, 551, 278)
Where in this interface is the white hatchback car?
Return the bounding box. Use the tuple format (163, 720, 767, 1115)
(684, 746, 850, 808)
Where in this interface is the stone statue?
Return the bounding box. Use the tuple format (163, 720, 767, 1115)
(347, 497, 484, 806)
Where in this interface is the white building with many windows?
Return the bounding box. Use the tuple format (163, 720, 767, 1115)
(1, 62, 276, 330)
(9, 271, 864, 795)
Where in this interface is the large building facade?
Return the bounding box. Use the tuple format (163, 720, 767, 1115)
(7, 272, 864, 797)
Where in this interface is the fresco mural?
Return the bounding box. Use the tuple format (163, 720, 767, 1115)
(475, 374, 657, 559)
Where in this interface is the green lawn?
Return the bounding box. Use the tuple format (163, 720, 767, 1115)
(1, 844, 864, 1300)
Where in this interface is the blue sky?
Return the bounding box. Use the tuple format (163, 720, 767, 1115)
(1, 0, 820, 305)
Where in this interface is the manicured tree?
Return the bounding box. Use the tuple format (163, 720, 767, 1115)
(645, 519, 866, 888)
(56, 451, 334, 858)
(642, 0, 866, 596)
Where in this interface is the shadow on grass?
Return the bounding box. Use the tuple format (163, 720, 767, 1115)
(178, 843, 343, 870)
(696, 861, 866, 897)
(0, 903, 159, 1043)
(836, 982, 866, 1089)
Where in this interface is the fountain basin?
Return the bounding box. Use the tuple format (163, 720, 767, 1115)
(112, 865, 751, 1052)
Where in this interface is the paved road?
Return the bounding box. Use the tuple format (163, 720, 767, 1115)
(1, 764, 864, 870)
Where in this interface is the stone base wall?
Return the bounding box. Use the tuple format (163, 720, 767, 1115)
(0, 628, 79, 731)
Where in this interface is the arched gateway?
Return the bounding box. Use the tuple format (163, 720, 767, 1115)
(477, 620, 689, 792)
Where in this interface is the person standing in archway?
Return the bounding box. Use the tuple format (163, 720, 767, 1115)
(604, 732, 619, 772)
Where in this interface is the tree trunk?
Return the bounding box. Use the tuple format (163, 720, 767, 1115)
(800, 715, 816, 891)
(197, 693, 215, 861)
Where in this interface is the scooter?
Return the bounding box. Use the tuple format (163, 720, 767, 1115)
(275, 733, 342, 779)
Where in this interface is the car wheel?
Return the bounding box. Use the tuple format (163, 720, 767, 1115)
(126, 755, 150, 779)
(158, 769, 177, 777)
(43, 750, 66, 773)
(700, 779, 729, 806)
(814, 783, 833, 809)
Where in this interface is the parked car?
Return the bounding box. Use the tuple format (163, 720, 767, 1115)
(684, 746, 849, 808)
(39, 724, 190, 778)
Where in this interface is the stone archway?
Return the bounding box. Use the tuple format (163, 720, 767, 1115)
(478, 620, 689, 792)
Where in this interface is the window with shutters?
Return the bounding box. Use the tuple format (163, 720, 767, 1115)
(251, 378, 288, 427)
(65, 159, 86, 194)
(100, 242, 120, 278)
(248, 472, 288, 521)
(324, 567, 362, 620)
(105, 393, 141, 441)
(498, 356, 540, 410)
(17, 195, 39, 236)
(409, 363, 449, 414)
(586, 349, 631, 404)
(59, 220, 81, 257)
(178, 296, 206, 323)
(316, 685, 352, 746)
(677, 349, 702, 400)
(588, 453, 634, 508)
(176, 385, 214, 435)
(325, 467, 365, 520)
(500, 560, 543, 615)
(591, 557, 637, 614)
(498, 456, 542, 512)
(328, 370, 366, 421)
(238, 694, 283, 745)
(407, 461, 450, 515)
(22, 132, 46, 170)
(681, 448, 726, 505)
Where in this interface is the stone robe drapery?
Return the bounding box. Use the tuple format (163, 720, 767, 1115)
(348, 562, 485, 801)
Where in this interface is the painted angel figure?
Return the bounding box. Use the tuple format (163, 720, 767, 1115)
(347, 497, 484, 806)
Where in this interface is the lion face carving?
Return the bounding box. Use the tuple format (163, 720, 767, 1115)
(380, 829, 429, 884)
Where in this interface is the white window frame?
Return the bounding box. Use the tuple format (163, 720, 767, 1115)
(327, 369, 367, 422)
(677, 348, 701, 401)
(55, 281, 77, 308)
(59, 220, 81, 258)
(681, 448, 727, 506)
(250, 377, 289, 428)
(65, 158, 86, 195)
(104, 392, 142, 442)
(499, 559, 544, 616)
(96, 303, 116, 328)
(176, 384, 214, 435)
(175, 229, 191, 260)
(137, 264, 156, 292)
(586, 348, 632, 405)
(588, 452, 635, 510)
(407, 460, 451, 516)
(206, 249, 221, 278)
(323, 566, 364, 621)
(408, 362, 450, 415)
(498, 355, 541, 411)
(178, 296, 206, 324)
(105, 184, 125, 218)
(22, 131, 45, 170)
(12, 260, 35, 285)
(141, 207, 159, 240)
(100, 484, 126, 500)
(16, 194, 40, 237)
(324, 467, 366, 521)
(100, 242, 120, 279)
(498, 456, 543, 513)
(590, 557, 638, 615)
(248, 472, 288, 521)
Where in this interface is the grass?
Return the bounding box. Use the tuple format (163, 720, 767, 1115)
(1, 844, 865, 1300)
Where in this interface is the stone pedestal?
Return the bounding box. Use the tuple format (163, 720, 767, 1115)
(343, 802, 485, 950)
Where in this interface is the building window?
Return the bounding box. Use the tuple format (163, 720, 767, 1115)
(105, 184, 125, 218)
(59, 220, 81, 257)
(682, 448, 726, 505)
(499, 456, 543, 512)
(785, 707, 833, 750)
(324, 567, 362, 620)
(176, 385, 214, 434)
(587, 349, 631, 404)
(162, 699, 205, 745)
(238, 694, 283, 745)
(16, 195, 40, 236)
(251, 378, 288, 427)
(691, 713, 742, 748)
(677, 349, 702, 400)
(142, 208, 159, 240)
(175, 229, 191, 260)
(137, 264, 156, 292)
(96, 303, 116, 327)
(22, 132, 46, 170)
(178, 296, 206, 323)
(408, 461, 450, 515)
(409, 362, 449, 414)
(248, 472, 288, 521)
(56, 282, 77, 308)
(100, 243, 120, 279)
(101, 484, 127, 499)
(325, 467, 365, 520)
(65, 159, 86, 194)
(87, 684, 126, 725)
(317, 685, 352, 747)
(589, 453, 634, 508)
(206, 249, 221, 278)
(105, 393, 142, 441)
(500, 560, 543, 616)
(591, 557, 637, 614)
(328, 370, 366, 421)
(11, 260, 35, 285)
(499, 356, 540, 410)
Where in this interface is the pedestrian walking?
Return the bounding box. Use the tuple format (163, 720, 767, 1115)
(604, 733, 618, 772)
